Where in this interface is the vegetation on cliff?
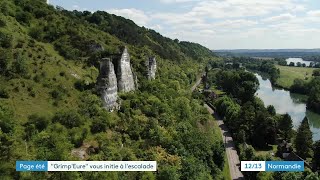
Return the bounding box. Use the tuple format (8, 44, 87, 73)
(0, 0, 225, 179)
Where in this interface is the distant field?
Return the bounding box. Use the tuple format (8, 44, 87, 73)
(275, 65, 316, 89)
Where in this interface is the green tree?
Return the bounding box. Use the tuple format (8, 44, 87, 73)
(157, 166, 180, 180)
(278, 114, 293, 141)
(295, 117, 313, 159)
(0, 102, 14, 134)
(291, 79, 308, 94)
(267, 105, 276, 116)
(313, 141, 320, 171)
(305, 173, 320, 180)
(289, 62, 295, 66)
(173, 97, 191, 121)
(307, 77, 320, 113)
(313, 69, 320, 77)
(91, 116, 108, 134)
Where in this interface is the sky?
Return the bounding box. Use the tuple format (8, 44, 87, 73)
(48, 0, 320, 50)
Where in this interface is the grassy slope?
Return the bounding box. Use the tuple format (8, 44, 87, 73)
(0, 1, 228, 179)
(0, 15, 98, 123)
(275, 65, 316, 88)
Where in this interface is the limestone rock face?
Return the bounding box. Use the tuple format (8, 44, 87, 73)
(117, 47, 135, 92)
(97, 58, 118, 110)
(146, 57, 157, 80)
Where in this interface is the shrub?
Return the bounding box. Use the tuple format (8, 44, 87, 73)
(29, 90, 36, 97)
(11, 54, 28, 77)
(33, 74, 41, 82)
(0, 87, 9, 98)
(29, 26, 44, 40)
(0, 31, 13, 48)
(90, 117, 108, 134)
(59, 71, 66, 77)
(15, 11, 32, 25)
(27, 114, 50, 131)
(52, 110, 84, 128)
(0, 18, 6, 27)
(0, 49, 12, 74)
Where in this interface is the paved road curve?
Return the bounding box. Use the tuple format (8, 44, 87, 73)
(204, 104, 244, 180)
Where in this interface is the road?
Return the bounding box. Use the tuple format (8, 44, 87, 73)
(205, 104, 244, 180)
(190, 75, 203, 92)
(190, 76, 244, 180)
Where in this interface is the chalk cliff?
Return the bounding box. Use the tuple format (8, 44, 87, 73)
(96, 58, 118, 110)
(146, 57, 157, 80)
(116, 47, 135, 92)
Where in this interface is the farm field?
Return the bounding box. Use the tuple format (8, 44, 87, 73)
(275, 65, 316, 89)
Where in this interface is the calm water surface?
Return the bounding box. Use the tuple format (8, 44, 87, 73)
(286, 58, 314, 66)
(255, 74, 320, 141)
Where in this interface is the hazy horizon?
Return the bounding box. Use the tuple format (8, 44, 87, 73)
(49, 0, 320, 50)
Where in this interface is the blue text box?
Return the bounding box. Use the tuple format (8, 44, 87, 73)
(265, 161, 304, 172)
(16, 161, 48, 171)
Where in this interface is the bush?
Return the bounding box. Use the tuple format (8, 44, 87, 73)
(29, 26, 44, 40)
(0, 87, 9, 98)
(33, 74, 41, 82)
(11, 54, 28, 77)
(27, 114, 50, 131)
(70, 128, 88, 147)
(15, 11, 32, 25)
(0, 31, 13, 48)
(0, 49, 12, 75)
(29, 90, 36, 97)
(59, 71, 66, 77)
(0, 18, 6, 27)
(52, 110, 84, 128)
(74, 80, 94, 91)
(90, 117, 108, 134)
(50, 89, 64, 100)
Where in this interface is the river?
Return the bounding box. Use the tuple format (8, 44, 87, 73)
(286, 58, 314, 66)
(255, 74, 320, 141)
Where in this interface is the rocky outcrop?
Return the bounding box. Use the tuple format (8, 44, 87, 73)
(96, 58, 118, 111)
(88, 42, 104, 53)
(116, 47, 135, 92)
(96, 47, 137, 111)
(146, 57, 157, 80)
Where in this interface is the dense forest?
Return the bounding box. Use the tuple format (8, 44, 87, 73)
(0, 0, 228, 179)
(205, 62, 320, 179)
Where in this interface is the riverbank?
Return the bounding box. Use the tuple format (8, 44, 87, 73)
(255, 74, 320, 141)
(275, 65, 315, 89)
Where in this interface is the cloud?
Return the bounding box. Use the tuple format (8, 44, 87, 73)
(262, 13, 296, 23)
(159, 0, 199, 4)
(72, 5, 80, 10)
(188, 0, 299, 19)
(99, 0, 319, 49)
(107, 8, 150, 26)
(307, 10, 320, 17)
(290, 5, 306, 12)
